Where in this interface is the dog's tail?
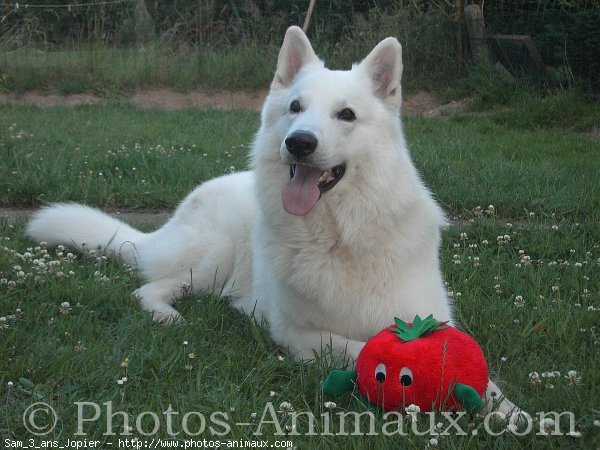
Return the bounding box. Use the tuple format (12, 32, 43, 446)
(26, 203, 149, 266)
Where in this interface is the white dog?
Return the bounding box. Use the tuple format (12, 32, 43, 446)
(27, 26, 517, 415)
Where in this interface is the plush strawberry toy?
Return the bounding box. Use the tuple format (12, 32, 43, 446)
(323, 315, 488, 414)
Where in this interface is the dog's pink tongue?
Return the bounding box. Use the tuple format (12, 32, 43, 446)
(283, 164, 322, 216)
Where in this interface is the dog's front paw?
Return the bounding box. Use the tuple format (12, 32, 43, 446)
(152, 308, 183, 324)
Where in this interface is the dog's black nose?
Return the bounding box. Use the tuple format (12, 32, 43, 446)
(285, 131, 318, 158)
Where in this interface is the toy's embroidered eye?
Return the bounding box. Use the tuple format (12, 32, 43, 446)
(290, 100, 301, 113)
(375, 363, 387, 383)
(400, 367, 413, 386)
(337, 107, 356, 122)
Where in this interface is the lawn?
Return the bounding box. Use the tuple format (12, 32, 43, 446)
(1, 100, 599, 448)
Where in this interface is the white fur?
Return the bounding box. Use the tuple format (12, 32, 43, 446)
(27, 26, 518, 416)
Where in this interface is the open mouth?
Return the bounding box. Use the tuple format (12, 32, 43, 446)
(289, 163, 346, 194)
(283, 163, 346, 216)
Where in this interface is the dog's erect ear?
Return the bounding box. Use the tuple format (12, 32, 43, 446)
(360, 37, 403, 109)
(273, 26, 319, 89)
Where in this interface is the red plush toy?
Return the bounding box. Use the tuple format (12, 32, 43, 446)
(323, 315, 488, 414)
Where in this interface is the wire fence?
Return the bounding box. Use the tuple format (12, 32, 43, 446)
(483, 0, 600, 95)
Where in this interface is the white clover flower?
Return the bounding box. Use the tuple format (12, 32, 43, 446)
(565, 370, 582, 385)
(529, 372, 542, 384)
(428, 437, 439, 448)
(405, 404, 420, 423)
(539, 417, 555, 433)
(278, 401, 294, 415)
(180, 281, 191, 295)
(60, 302, 71, 314)
(324, 401, 336, 409)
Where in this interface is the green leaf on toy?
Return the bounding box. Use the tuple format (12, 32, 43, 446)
(393, 314, 449, 342)
(323, 370, 357, 397)
(454, 382, 483, 415)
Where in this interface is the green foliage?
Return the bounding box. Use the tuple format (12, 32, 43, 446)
(393, 315, 448, 342)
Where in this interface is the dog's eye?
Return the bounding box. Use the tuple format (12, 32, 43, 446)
(400, 367, 413, 386)
(290, 100, 301, 113)
(337, 108, 356, 122)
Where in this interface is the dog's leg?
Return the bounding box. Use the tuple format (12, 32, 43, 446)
(280, 325, 366, 365)
(484, 379, 523, 419)
(134, 278, 190, 323)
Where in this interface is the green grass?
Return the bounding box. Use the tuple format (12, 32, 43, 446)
(1, 217, 599, 447)
(1, 102, 599, 219)
(0, 105, 258, 208)
(0, 46, 277, 94)
(1, 99, 600, 447)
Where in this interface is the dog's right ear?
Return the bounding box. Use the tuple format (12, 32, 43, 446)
(273, 26, 319, 89)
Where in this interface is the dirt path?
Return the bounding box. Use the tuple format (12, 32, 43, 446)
(2, 207, 485, 230)
(0, 89, 469, 116)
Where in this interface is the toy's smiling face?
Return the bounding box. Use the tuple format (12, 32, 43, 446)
(356, 327, 444, 412)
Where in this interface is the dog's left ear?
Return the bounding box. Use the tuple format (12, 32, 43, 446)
(273, 26, 320, 90)
(360, 37, 403, 110)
